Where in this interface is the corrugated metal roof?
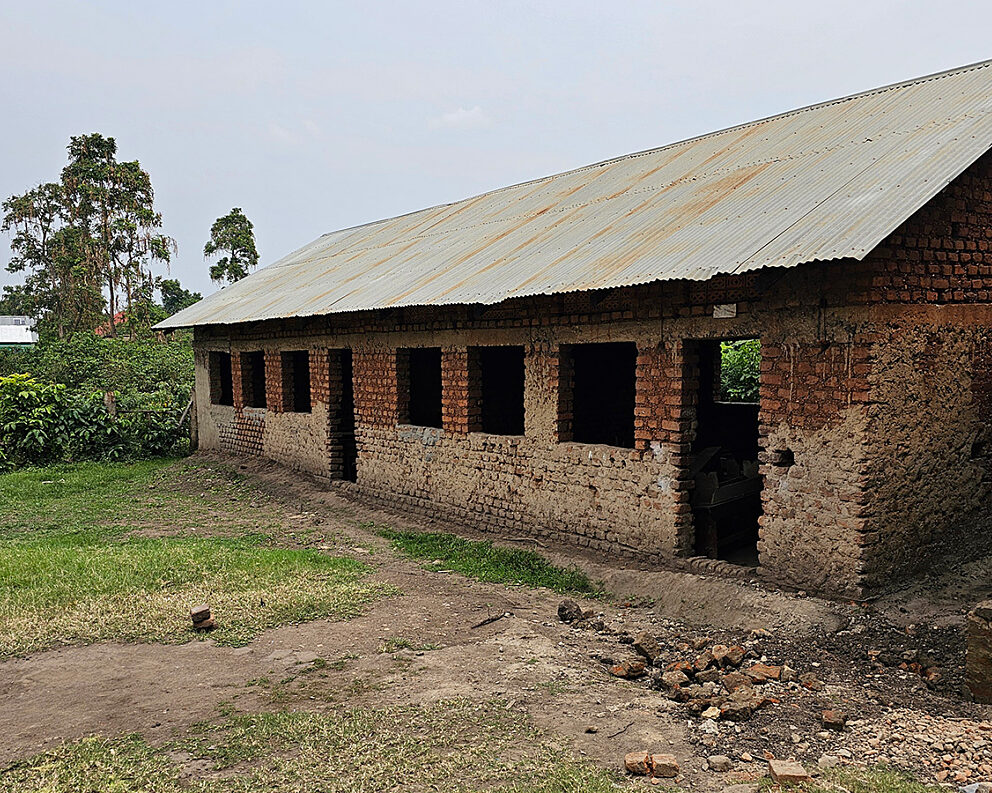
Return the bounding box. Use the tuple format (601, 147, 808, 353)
(0, 317, 38, 345)
(159, 59, 992, 329)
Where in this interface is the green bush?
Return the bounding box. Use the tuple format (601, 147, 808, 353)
(0, 374, 189, 472)
(0, 331, 193, 395)
(0, 374, 68, 469)
(720, 339, 761, 402)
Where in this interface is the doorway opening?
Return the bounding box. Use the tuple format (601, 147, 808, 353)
(689, 339, 762, 566)
(329, 349, 357, 482)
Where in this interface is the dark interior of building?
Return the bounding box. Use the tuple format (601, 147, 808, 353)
(480, 346, 525, 435)
(691, 340, 762, 565)
(244, 351, 267, 409)
(570, 342, 637, 448)
(407, 347, 443, 428)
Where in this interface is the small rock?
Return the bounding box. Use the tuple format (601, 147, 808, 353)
(190, 604, 215, 631)
(780, 665, 797, 683)
(659, 669, 690, 689)
(696, 668, 722, 684)
(746, 662, 782, 683)
(712, 644, 746, 667)
(634, 630, 661, 662)
(821, 709, 848, 731)
(625, 752, 652, 776)
(585, 726, 598, 734)
(719, 701, 753, 721)
(818, 754, 840, 770)
(558, 600, 583, 623)
(800, 672, 825, 691)
(695, 650, 717, 671)
(722, 671, 752, 692)
(610, 660, 647, 679)
(740, 752, 753, 762)
(768, 758, 811, 784)
(708, 754, 733, 772)
(722, 785, 759, 793)
(702, 706, 721, 720)
(649, 754, 680, 778)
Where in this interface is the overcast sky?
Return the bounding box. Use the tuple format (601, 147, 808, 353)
(3, 0, 992, 298)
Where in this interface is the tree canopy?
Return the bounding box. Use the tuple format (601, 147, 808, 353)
(160, 278, 202, 316)
(1, 134, 174, 338)
(204, 207, 259, 284)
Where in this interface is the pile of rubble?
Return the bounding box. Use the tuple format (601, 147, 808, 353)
(559, 599, 824, 724)
(556, 597, 992, 786)
(848, 710, 992, 784)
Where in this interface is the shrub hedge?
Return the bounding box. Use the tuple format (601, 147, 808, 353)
(0, 332, 192, 471)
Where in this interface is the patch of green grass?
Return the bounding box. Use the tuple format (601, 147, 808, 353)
(0, 458, 283, 538)
(808, 767, 945, 793)
(0, 458, 175, 532)
(0, 459, 394, 656)
(0, 701, 625, 792)
(379, 528, 597, 594)
(0, 530, 393, 656)
(534, 679, 572, 696)
(380, 636, 441, 653)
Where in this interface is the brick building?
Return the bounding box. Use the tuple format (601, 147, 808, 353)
(159, 60, 992, 598)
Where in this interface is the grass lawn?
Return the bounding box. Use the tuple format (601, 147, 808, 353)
(0, 700, 625, 792)
(0, 459, 393, 656)
(378, 527, 598, 594)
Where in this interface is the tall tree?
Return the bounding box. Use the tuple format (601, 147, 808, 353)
(160, 278, 202, 316)
(61, 134, 175, 337)
(2, 182, 102, 337)
(204, 208, 259, 284)
(2, 134, 174, 338)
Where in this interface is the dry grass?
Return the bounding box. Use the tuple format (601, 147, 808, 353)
(1, 700, 627, 792)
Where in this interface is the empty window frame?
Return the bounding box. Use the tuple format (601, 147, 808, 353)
(562, 342, 637, 448)
(399, 347, 442, 428)
(240, 351, 267, 408)
(477, 346, 525, 435)
(208, 351, 233, 406)
(281, 350, 312, 413)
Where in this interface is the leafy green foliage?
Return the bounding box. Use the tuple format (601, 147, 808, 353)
(2, 133, 175, 338)
(204, 207, 259, 283)
(0, 373, 188, 471)
(0, 331, 191, 395)
(0, 331, 193, 470)
(160, 278, 202, 316)
(379, 528, 597, 593)
(720, 339, 761, 402)
(0, 374, 66, 470)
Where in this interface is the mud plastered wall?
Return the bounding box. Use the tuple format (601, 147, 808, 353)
(858, 311, 992, 589)
(849, 150, 992, 588)
(193, 264, 881, 595)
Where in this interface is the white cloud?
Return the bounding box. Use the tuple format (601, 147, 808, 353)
(268, 122, 300, 145)
(429, 106, 493, 131)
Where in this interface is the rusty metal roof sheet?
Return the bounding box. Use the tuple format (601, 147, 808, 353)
(159, 58, 992, 329)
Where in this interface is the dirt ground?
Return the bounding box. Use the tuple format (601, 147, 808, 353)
(2, 452, 992, 790)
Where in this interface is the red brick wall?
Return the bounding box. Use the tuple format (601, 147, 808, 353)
(853, 151, 992, 304)
(354, 350, 398, 428)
